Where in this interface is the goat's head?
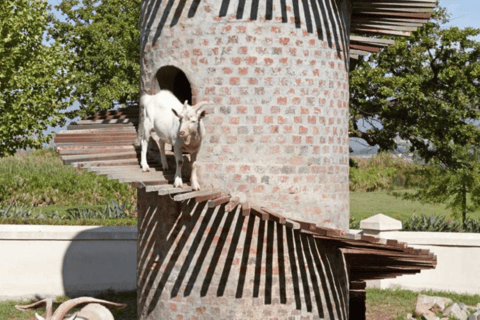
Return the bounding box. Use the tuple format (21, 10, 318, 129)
(15, 297, 126, 320)
(172, 100, 208, 145)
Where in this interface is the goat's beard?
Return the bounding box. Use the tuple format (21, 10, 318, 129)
(182, 135, 192, 145)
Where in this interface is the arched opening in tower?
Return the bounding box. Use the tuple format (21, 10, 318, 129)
(156, 66, 192, 105)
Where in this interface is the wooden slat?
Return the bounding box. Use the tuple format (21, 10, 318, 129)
(251, 207, 269, 220)
(74, 119, 138, 125)
(195, 192, 225, 203)
(350, 43, 382, 53)
(350, 35, 395, 46)
(261, 207, 287, 224)
(207, 195, 231, 208)
(350, 49, 371, 56)
(351, 27, 411, 37)
(352, 11, 431, 19)
(352, 22, 418, 32)
(157, 186, 194, 195)
(225, 197, 240, 213)
(173, 188, 224, 201)
(285, 218, 301, 230)
(241, 202, 251, 217)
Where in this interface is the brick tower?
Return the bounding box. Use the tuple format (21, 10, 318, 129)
(132, 1, 435, 319)
(140, 0, 351, 231)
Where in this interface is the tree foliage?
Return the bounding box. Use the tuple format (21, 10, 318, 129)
(350, 8, 480, 166)
(51, 0, 141, 118)
(0, 0, 72, 157)
(404, 147, 480, 224)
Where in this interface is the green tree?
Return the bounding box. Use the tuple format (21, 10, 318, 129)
(0, 0, 72, 157)
(405, 147, 480, 225)
(349, 7, 480, 166)
(51, 0, 141, 118)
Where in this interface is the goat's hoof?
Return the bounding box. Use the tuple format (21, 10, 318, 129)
(192, 182, 201, 191)
(142, 167, 150, 172)
(173, 177, 183, 188)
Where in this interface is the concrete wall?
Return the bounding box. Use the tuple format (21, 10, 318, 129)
(355, 214, 480, 295)
(0, 225, 137, 301)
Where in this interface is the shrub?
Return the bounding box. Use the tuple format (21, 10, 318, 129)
(401, 214, 480, 233)
(0, 149, 136, 207)
(350, 153, 424, 192)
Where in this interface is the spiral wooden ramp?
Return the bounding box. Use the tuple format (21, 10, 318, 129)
(54, 107, 437, 287)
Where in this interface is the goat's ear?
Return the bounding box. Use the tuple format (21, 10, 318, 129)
(172, 108, 182, 119)
(198, 110, 206, 119)
(183, 100, 189, 108)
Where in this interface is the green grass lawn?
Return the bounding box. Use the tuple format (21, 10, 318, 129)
(366, 287, 480, 320)
(350, 190, 480, 224)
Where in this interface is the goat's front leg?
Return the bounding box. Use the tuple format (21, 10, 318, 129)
(172, 142, 183, 188)
(190, 151, 201, 190)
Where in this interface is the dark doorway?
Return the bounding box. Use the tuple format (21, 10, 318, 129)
(156, 66, 192, 105)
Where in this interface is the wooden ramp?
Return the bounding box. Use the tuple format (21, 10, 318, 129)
(55, 106, 437, 283)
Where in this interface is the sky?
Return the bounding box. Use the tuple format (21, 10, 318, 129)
(441, 0, 480, 30)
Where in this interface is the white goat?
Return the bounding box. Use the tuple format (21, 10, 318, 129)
(140, 90, 208, 190)
(15, 297, 126, 320)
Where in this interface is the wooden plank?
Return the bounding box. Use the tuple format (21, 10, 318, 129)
(352, 2, 436, 8)
(352, 22, 418, 32)
(74, 119, 138, 125)
(157, 186, 194, 195)
(350, 49, 370, 56)
(241, 202, 251, 217)
(195, 192, 224, 203)
(261, 207, 286, 224)
(350, 43, 382, 53)
(66, 123, 136, 130)
(350, 35, 395, 46)
(352, 17, 424, 27)
(352, 11, 431, 19)
(132, 180, 174, 188)
(207, 195, 231, 208)
(145, 184, 176, 193)
(225, 197, 240, 213)
(173, 188, 223, 201)
(291, 219, 316, 232)
(74, 159, 141, 168)
(285, 218, 301, 230)
(252, 207, 269, 221)
(351, 27, 411, 37)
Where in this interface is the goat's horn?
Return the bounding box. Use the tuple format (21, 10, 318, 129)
(16, 298, 53, 320)
(193, 101, 209, 111)
(52, 297, 127, 320)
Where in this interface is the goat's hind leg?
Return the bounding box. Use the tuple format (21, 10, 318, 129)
(140, 121, 152, 172)
(158, 141, 169, 171)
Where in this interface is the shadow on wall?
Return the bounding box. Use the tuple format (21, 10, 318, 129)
(141, 0, 348, 58)
(61, 227, 137, 297)
(136, 190, 349, 319)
